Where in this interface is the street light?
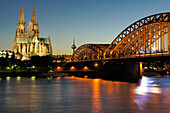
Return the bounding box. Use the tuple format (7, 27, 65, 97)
(70, 66, 75, 70)
(94, 63, 98, 67)
(83, 66, 88, 70)
(57, 66, 62, 71)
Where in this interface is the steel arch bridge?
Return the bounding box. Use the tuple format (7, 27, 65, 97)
(71, 44, 110, 61)
(71, 12, 170, 61)
(104, 12, 170, 58)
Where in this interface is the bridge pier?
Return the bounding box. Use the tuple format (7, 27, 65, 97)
(99, 62, 140, 82)
(53, 55, 170, 82)
(140, 62, 143, 78)
(56, 61, 141, 82)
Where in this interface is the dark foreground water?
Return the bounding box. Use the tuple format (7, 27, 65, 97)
(0, 76, 170, 113)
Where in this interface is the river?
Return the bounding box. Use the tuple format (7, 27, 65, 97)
(0, 76, 170, 113)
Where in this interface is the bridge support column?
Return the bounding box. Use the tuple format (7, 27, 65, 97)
(139, 62, 143, 77)
(168, 23, 170, 55)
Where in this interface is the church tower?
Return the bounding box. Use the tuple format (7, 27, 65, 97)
(15, 2, 27, 38)
(28, 3, 40, 38)
(13, 2, 52, 59)
(13, 2, 27, 54)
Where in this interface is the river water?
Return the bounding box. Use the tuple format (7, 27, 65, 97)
(0, 76, 170, 113)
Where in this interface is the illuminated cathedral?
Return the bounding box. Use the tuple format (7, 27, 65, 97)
(13, 2, 52, 60)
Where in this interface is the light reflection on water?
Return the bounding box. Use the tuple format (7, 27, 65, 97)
(0, 76, 170, 113)
(135, 76, 170, 112)
(92, 79, 101, 113)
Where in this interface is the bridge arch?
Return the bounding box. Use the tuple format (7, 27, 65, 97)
(71, 44, 109, 61)
(104, 12, 170, 58)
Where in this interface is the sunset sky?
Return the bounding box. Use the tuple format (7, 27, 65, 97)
(1, 0, 170, 55)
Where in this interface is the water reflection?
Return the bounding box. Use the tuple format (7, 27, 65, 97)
(135, 76, 162, 95)
(31, 76, 36, 81)
(0, 76, 170, 112)
(92, 79, 101, 113)
(17, 76, 21, 81)
(6, 76, 10, 81)
(134, 76, 170, 112)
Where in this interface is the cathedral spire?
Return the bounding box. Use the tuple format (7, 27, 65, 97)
(32, 2, 37, 24)
(19, 1, 25, 23)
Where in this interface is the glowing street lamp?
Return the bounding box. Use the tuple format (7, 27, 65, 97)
(70, 66, 75, 70)
(84, 75, 88, 78)
(57, 66, 62, 71)
(83, 66, 88, 70)
(94, 63, 98, 67)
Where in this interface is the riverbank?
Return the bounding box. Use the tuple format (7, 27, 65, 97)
(0, 71, 43, 77)
(0, 71, 69, 78)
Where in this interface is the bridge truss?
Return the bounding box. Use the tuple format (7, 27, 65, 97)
(71, 12, 170, 61)
(71, 44, 109, 61)
(105, 12, 170, 58)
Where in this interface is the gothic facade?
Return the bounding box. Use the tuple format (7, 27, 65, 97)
(13, 2, 52, 59)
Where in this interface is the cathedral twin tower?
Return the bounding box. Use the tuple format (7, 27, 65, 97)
(13, 2, 52, 59)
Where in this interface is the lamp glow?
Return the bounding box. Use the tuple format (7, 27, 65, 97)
(57, 66, 62, 70)
(84, 66, 88, 70)
(94, 63, 98, 67)
(6, 77, 10, 81)
(70, 66, 75, 70)
(17, 76, 21, 80)
(31, 76, 36, 80)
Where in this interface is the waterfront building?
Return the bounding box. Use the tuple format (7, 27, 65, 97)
(13, 2, 52, 60)
(0, 50, 14, 59)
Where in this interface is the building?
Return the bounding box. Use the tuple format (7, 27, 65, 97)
(0, 50, 14, 59)
(13, 2, 52, 60)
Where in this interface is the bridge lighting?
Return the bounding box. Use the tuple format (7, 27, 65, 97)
(94, 63, 98, 67)
(94, 79, 101, 83)
(84, 75, 88, 78)
(83, 66, 88, 70)
(152, 47, 156, 52)
(57, 60, 61, 63)
(71, 76, 75, 78)
(57, 77, 61, 79)
(70, 66, 75, 70)
(140, 62, 143, 77)
(57, 66, 62, 71)
(139, 50, 144, 54)
(110, 51, 113, 55)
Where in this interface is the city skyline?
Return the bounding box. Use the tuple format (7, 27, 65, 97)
(1, 0, 170, 55)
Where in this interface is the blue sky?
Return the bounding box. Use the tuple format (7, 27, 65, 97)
(1, 0, 170, 55)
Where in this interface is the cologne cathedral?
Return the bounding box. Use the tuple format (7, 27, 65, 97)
(13, 2, 52, 60)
